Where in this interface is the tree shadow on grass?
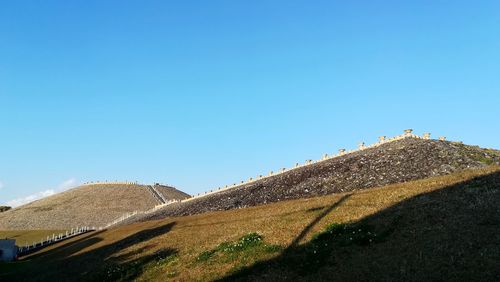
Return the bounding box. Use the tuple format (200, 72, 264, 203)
(288, 194, 351, 249)
(4, 222, 177, 282)
(24, 230, 106, 261)
(219, 171, 500, 282)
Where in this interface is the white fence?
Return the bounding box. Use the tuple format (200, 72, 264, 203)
(17, 226, 94, 255)
(99, 199, 181, 229)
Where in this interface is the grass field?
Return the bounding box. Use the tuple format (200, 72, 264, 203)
(0, 230, 65, 247)
(1, 166, 499, 281)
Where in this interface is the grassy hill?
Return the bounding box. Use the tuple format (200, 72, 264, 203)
(0, 183, 190, 230)
(2, 166, 498, 281)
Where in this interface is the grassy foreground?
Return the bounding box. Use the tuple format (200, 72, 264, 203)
(1, 166, 499, 281)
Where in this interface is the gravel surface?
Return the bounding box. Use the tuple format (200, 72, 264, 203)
(154, 185, 191, 202)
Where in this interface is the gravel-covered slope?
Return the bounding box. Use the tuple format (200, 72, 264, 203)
(0, 184, 187, 230)
(137, 138, 500, 221)
(154, 184, 191, 202)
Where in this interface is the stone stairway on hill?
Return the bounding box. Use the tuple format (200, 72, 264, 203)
(146, 185, 167, 204)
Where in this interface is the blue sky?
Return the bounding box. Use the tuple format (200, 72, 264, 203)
(1, 1, 499, 206)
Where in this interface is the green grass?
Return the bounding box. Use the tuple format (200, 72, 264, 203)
(476, 156, 496, 165)
(456, 144, 500, 166)
(100, 249, 179, 282)
(311, 222, 378, 246)
(196, 232, 283, 264)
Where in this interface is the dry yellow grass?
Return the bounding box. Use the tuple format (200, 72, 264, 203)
(3, 166, 499, 281)
(0, 230, 64, 247)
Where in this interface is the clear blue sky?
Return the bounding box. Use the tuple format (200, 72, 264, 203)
(1, 1, 499, 206)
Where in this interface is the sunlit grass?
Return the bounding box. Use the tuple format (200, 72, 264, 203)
(3, 166, 498, 281)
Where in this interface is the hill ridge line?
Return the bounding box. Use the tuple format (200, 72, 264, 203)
(81, 181, 140, 186)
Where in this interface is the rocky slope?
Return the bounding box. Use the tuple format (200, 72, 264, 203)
(0, 184, 190, 230)
(154, 184, 190, 202)
(136, 138, 499, 221)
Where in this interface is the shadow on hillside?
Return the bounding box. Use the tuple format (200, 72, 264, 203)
(24, 230, 106, 261)
(7, 222, 177, 282)
(218, 171, 500, 282)
(288, 194, 351, 248)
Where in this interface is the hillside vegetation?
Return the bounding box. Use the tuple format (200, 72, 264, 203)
(2, 166, 498, 281)
(135, 138, 499, 222)
(0, 206, 11, 213)
(0, 184, 189, 230)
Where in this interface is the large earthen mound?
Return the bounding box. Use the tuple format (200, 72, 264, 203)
(136, 138, 499, 221)
(0, 184, 189, 230)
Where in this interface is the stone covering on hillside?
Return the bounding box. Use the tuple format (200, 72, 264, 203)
(137, 138, 499, 221)
(0, 184, 189, 230)
(154, 185, 191, 202)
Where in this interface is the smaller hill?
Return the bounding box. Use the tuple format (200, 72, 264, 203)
(0, 206, 11, 213)
(0, 183, 190, 230)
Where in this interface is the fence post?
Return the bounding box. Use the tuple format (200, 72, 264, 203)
(404, 129, 413, 136)
(358, 142, 365, 149)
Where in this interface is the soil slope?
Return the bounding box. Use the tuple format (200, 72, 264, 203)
(0, 184, 190, 230)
